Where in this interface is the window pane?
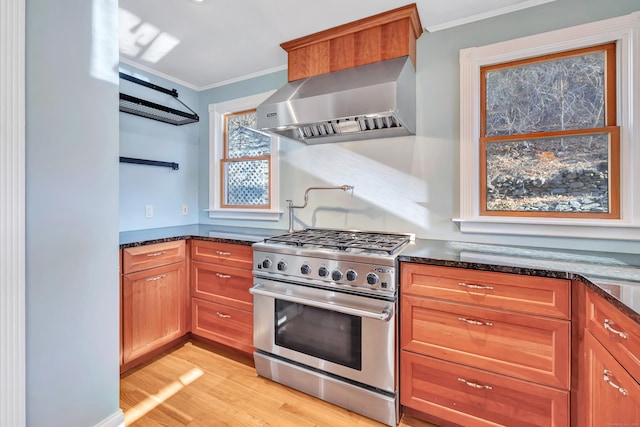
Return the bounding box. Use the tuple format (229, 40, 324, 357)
(226, 111, 271, 158)
(223, 159, 269, 206)
(485, 51, 605, 136)
(485, 134, 609, 213)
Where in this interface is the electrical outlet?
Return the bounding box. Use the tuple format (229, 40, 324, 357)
(181, 204, 188, 215)
(145, 204, 153, 218)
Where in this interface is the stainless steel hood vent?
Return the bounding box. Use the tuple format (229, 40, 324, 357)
(256, 56, 416, 144)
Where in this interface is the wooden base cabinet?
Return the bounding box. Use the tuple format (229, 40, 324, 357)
(190, 240, 254, 354)
(400, 264, 571, 427)
(121, 240, 188, 368)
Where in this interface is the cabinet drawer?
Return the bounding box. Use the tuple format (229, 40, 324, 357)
(586, 288, 640, 380)
(584, 331, 640, 425)
(123, 240, 185, 274)
(191, 261, 253, 310)
(401, 351, 569, 427)
(402, 264, 570, 319)
(191, 240, 253, 269)
(401, 296, 570, 389)
(191, 298, 253, 354)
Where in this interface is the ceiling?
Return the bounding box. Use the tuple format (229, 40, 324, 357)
(119, 0, 553, 90)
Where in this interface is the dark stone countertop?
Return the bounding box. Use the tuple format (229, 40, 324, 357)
(119, 225, 640, 323)
(119, 224, 287, 248)
(399, 239, 640, 324)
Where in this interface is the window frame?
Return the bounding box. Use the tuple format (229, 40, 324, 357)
(456, 12, 640, 240)
(207, 91, 281, 221)
(479, 42, 620, 219)
(220, 108, 272, 209)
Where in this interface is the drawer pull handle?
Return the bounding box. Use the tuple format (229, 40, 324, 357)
(458, 282, 494, 290)
(604, 319, 628, 339)
(216, 312, 231, 319)
(216, 273, 231, 279)
(216, 251, 232, 256)
(146, 274, 167, 282)
(603, 369, 628, 396)
(146, 251, 167, 257)
(458, 317, 493, 327)
(458, 377, 493, 390)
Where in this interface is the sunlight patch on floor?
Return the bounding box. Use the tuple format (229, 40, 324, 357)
(124, 367, 204, 425)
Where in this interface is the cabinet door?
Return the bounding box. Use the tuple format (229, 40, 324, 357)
(584, 331, 640, 426)
(122, 262, 187, 363)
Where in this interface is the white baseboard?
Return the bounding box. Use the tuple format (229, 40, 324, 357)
(94, 410, 125, 427)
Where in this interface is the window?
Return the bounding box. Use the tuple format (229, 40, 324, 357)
(221, 109, 271, 208)
(480, 43, 619, 219)
(208, 91, 280, 220)
(457, 12, 640, 240)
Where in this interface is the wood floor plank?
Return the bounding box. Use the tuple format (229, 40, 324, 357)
(120, 340, 437, 427)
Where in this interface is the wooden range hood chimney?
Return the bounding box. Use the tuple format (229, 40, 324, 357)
(281, 4, 423, 82)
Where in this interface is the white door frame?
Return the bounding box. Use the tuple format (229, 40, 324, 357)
(1, 0, 26, 425)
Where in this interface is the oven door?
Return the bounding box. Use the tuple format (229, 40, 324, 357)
(250, 277, 396, 392)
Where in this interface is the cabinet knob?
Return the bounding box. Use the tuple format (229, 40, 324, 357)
(146, 274, 167, 282)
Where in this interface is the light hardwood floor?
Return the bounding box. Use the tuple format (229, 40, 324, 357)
(120, 340, 437, 427)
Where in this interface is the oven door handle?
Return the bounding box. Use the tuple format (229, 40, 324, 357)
(250, 285, 394, 322)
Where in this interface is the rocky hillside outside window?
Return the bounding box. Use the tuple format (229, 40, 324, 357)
(480, 43, 620, 219)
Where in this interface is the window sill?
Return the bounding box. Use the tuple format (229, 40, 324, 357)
(453, 217, 640, 241)
(205, 208, 282, 221)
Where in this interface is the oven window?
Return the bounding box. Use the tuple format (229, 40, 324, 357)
(274, 299, 362, 370)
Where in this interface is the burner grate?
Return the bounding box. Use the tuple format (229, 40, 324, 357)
(264, 228, 411, 255)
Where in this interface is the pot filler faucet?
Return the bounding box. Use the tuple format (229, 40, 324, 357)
(286, 185, 355, 233)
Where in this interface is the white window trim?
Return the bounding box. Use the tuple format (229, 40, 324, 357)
(206, 91, 282, 221)
(456, 11, 640, 241)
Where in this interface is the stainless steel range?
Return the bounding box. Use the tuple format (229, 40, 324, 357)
(250, 228, 413, 426)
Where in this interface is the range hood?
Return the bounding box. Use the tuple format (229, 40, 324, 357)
(256, 56, 416, 144)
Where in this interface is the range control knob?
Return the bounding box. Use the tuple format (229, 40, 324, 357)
(277, 261, 287, 271)
(366, 273, 379, 285)
(331, 270, 343, 281)
(300, 264, 311, 275)
(318, 266, 329, 277)
(261, 259, 272, 269)
(346, 270, 358, 281)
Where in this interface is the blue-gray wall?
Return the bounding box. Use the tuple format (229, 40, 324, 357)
(191, 0, 640, 253)
(119, 65, 199, 231)
(118, 0, 640, 254)
(26, 0, 121, 425)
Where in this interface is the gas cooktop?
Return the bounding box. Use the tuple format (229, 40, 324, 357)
(263, 228, 413, 255)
